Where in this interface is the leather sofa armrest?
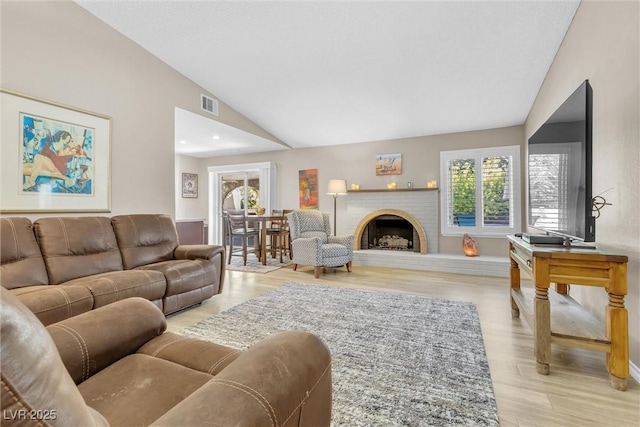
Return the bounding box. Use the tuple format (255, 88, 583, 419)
(150, 331, 332, 427)
(174, 244, 225, 261)
(47, 297, 167, 384)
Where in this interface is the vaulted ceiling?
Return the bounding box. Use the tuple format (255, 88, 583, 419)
(77, 1, 580, 157)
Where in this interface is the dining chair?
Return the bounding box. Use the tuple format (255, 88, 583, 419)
(265, 209, 292, 263)
(225, 209, 260, 265)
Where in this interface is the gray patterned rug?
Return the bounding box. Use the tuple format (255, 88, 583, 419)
(225, 250, 293, 273)
(180, 283, 498, 426)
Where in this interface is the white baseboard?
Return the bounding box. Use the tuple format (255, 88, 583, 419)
(630, 361, 640, 384)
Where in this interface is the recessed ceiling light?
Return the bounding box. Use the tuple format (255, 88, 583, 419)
(213, 135, 220, 140)
(179, 140, 186, 144)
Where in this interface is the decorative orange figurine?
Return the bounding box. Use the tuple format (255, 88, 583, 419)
(463, 233, 478, 257)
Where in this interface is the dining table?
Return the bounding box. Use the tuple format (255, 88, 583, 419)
(246, 213, 287, 265)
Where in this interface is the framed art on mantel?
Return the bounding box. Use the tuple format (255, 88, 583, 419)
(1, 89, 111, 213)
(375, 153, 402, 176)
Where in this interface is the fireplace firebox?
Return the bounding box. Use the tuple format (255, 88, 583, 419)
(361, 214, 421, 252)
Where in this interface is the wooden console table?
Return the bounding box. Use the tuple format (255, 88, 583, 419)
(507, 235, 629, 390)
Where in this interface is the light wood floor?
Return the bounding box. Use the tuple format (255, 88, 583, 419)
(166, 263, 640, 427)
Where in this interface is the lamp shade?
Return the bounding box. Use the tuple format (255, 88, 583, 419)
(327, 179, 348, 195)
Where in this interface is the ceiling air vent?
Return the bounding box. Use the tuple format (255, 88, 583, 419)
(201, 94, 219, 116)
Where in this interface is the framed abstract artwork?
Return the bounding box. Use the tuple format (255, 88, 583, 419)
(182, 172, 198, 198)
(298, 168, 318, 210)
(1, 89, 111, 213)
(375, 153, 402, 176)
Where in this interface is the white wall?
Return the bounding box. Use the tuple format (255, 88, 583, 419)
(525, 1, 640, 368)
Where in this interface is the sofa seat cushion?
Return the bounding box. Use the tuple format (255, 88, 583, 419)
(135, 259, 217, 298)
(62, 270, 166, 309)
(9, 285, 94, 326)
(78, 354, 212, 427)
(138, 332, 241, 376)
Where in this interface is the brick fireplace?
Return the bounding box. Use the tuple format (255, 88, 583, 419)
(346, 188, 509, 277)
(347, 189, 438, 254)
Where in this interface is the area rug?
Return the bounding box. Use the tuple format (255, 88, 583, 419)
(180, 283, 498, 426)
(225, 251, 293, 273)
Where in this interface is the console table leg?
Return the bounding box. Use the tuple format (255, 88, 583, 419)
(606, 293, 628, 390)
(510, 249, 521, 319)
(534, 286, 551, 375)
(510, 296, 520, 319)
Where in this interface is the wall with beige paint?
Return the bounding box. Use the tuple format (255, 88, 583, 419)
(0, 1, 280, 220)
(525, 1, 640, 368)
(175, 154, 208, 221)
(194, 125, 525, 257)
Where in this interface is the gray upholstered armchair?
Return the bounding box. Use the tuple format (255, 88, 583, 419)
(287, 210, 353, 278)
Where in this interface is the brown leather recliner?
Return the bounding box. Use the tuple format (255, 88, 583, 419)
(0, 287, 332, 426)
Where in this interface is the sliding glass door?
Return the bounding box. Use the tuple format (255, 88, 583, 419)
(208, 162, 276, 245)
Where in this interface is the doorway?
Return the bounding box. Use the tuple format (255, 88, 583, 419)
(208, 162, 276, 244)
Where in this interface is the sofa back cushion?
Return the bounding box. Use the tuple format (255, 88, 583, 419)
(35, 217, 124, 285)
(111, 214, 179, 269)
(0, 218, 50, 289)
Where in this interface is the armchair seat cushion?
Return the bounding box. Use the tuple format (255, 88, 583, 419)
(78, 354, 212, 427)
(322, 243, 350, 258)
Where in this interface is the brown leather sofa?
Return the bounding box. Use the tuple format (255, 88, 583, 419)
(0, 288, 332, 426)
(0, 214, 225, 325)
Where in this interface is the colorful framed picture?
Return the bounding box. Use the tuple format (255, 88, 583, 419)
(298, 169, 318, 210)
(182, 172, 198, 198)
(375, 153, 402, 176)
(1, 88, 111, 213)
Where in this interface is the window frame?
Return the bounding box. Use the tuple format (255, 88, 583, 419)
(440, 145, 522, 237)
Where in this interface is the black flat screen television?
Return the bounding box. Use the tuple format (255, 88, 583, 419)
(527, 80, 595, 244)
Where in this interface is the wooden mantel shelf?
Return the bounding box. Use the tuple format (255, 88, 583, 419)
(347, 188, 439, 193)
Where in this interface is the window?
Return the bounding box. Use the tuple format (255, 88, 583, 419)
(440, 145, 521, 236)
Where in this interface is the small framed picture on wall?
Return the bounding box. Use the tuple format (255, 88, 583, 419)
(375, 153, 402, 176)
(182, 173, 198, 198)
